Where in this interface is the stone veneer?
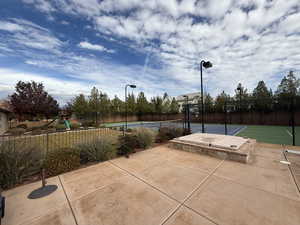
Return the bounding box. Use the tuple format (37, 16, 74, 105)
(169, 138, 256, 163)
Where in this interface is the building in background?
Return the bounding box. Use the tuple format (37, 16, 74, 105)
(0, 101, 12, 135)
(0, 108, 10, 135)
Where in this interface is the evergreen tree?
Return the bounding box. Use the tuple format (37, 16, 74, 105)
(127, 93, 136, 114)
(252, 81, 273, 112)
(235, 83, 249, 111)
(215, 91, 230, 113)
(72, 94, 89, 119)
(99, 93, 110, 116)
(169, 97, 179, 114)
(136, 92, 150, 115)
(204, 93, 214, 113)
(151, 96, 163, 114)
(162, 92, 171, 113)
(111, 95, 124, 114)
(276, 71, 300, 109)
(89, 87, 101, 123)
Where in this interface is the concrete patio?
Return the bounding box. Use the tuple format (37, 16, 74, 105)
(2, 143, 300, 225)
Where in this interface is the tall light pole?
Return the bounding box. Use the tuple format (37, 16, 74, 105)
(200, 60, 213, 133)
(125, 84, 136, 130)
(237, 87, 242, 124)
(183, 95, 190, 131)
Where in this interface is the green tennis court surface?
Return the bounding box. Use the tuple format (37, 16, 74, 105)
(236, 125, 300, 146)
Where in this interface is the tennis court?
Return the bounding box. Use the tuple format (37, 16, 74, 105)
(106, 120, 246, 136)
(236, 125, 300, 146)
(106, 120, 299, 146)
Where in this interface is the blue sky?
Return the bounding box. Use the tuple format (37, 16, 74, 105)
(0, 0, 299, 104)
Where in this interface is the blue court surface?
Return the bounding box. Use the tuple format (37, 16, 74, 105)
(107, 121, 246, 136)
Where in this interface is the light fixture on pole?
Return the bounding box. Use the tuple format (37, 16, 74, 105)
(200, 60, 212, 133)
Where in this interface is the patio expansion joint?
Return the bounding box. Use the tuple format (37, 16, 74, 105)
(212, 173, 300, 202)
(108, 160, 181, 204)
(169, 159, 226, 225)
(58, 175, 79, 225)
(109, 157, 225, 225)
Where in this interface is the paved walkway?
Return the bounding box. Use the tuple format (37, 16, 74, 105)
(3, 143, 300, 225)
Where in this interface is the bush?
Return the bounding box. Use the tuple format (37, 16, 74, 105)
(71, 122, 80, 130)
(31, 129, 43, 135)
(134, 127, 155, 149)
(44, 148, 80, 176)
(118, 134, 139, 156)
(156, 127, 184, 142)
(55, 124, 66, 131)
(9, 128, 26, 135)
(0, 142, 42, 189)
(16, 124, 28, 129)
(81, 121, 95, 128)
(76, 138, 117, 163)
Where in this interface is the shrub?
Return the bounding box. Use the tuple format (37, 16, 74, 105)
(55, 124, 66, 131)
(9, 128, 26, 136)
(76, 138, 117, 163)
(134, 127, 155, 149)
(16, 124, 28, 129)
(81, 121, 95, 128)
(44, 148, 80, 176)
(118, 134, 139, 156)
(71, 122, 80, 130)
(156, 127, 184, 142)
(0, 142, 42, 189)
(31, 129, 43, 135)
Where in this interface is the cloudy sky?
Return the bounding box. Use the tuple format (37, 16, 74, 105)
(0, 0, 299, 104)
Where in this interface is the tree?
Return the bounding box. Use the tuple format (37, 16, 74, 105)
(169, 97, 179, 114)
(151, 96, 163, 114)
(252, 81, 273, 112)
(136, 92, 150, 115)
(89, 87, 101, 124)
(111, 95, 124, 114)
(215, 91, 230, 113)
(99, 93, 111, 117)
(9, 81, 59, 119)
(276, 71, 300, 98)
(162, 92, 171, 113)
(72, 94, 89, 119)
(204, 93, 214, 113)
(235, 83, 249, 111)
(127, 93, 136, 114)
(275, 71, 300, 110)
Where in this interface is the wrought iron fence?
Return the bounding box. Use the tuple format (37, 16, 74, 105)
(0, 127, 122, 155)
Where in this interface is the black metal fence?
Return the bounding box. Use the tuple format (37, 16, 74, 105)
(0, 127, 122, 155)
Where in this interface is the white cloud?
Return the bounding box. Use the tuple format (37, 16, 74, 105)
(0, 19, 63, 53)
(0, 68, 92, 104)
(78, 41, 115, 53)
(0, 21, 24, 32)
(10, 0, 300, 98)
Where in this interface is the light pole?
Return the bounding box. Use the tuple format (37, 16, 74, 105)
(183, 95, 190, 131)
(224, 92, 228, 135)
(237, 87, 242, 124)
(125, 84, 136, 130)
(290, 96, 296, 146)
(200, 60, 213, 133)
